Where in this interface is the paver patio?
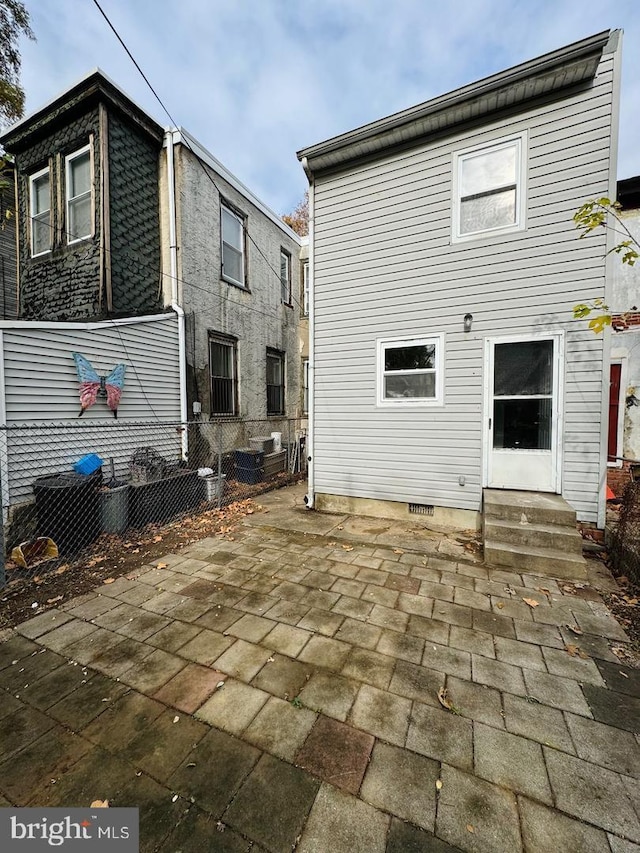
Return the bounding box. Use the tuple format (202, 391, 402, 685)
(1, 483, 639, 852)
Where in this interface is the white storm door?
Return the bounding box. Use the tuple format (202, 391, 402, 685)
(486, 334, 562, 492)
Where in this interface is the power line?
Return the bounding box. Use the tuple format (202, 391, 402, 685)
(90, 0, 306, 316)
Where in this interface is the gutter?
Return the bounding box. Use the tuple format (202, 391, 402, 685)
(301, 157, 315, 509)
(165, 128, 189, 461)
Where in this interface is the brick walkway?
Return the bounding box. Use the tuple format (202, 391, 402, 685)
(1, 484, 639, 852)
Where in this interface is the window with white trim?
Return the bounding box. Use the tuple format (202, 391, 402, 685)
(29, 166, 51, 257)
(377, 336, 444, 406)
(302, 260, 309, 315)
(280, 249, 291, 304)
(221, 202, 246, 287)
(209, 333, 238, 416)
(453, 134, 526, 241)
(66, 145, 92, 243)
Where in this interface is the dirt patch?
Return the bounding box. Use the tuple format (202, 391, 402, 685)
(0, 498, 260, 632)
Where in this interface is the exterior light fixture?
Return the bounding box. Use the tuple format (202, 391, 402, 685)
(463, 313, 473, 333)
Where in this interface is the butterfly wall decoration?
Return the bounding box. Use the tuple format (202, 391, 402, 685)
(72, 352, 126, 419)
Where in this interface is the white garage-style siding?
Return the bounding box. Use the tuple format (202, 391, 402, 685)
(308, 34, 619, 524)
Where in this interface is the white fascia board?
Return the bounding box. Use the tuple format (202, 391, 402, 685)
(0, 312, 176, 332)
(166, 127, 302, 246)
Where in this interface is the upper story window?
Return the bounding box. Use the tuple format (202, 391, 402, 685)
(66, 145, 92, 243)
(221, 202, 246, 288)
(302, 261, 309, 315)
(29, 166, 51, 257)
(280, 249, 291, 305)
(452, 134, 526, 242)
(377, 335, 444, 407)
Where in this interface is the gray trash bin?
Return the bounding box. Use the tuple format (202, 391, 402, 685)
(100, 484, 129, 535)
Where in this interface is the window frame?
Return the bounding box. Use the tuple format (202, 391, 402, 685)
(221, 201, 247, 289)
(65, 144, 93, 244)
(280, 248, 292, 305)
(376, 334, 444, 407)
(266, 348, 286, 416)
(29, 166, 51, 257)
(452, 133, 527, 243)
(302, 260, 309, 316)
(302, 357, 309, 415)
(209, 332, 239, 417)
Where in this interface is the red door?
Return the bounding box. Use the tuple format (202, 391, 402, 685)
(608, 363, 622, 462)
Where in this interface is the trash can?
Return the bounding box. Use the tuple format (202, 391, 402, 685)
(34, 473, 100, 555)
(100, 484, 129, 535)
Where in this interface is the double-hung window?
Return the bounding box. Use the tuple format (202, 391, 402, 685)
(209, 333, 238, 416)
(221, 203, 246, 287)
(302, 261, 309, 315)
(377, 336, 444, 406)
(66, 145, 92, 243)
(280, 249, 291, 304)
(453, 134, 526, 241)
(29, 167, 51, 257)
(266, 348, 285, 416)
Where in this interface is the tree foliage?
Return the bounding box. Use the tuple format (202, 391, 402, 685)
(282, 190, 309, 237)
(573, 198, 640, 334)
(0, 0, 34, 129)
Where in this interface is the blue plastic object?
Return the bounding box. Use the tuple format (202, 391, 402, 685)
(73, 453, 103, 476)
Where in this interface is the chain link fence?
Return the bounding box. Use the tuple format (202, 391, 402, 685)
(608, 477, 640, 585)
(0, 418, 306, 587)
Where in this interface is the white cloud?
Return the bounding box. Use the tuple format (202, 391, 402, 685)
(15, 0, 640, 212)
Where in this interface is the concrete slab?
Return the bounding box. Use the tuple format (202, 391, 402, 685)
(297, 783, 389, 853)
(296, 715, 374, 794)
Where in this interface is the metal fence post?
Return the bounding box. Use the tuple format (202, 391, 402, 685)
(217, 420, 223, 511)
(0, 463, 5, 590)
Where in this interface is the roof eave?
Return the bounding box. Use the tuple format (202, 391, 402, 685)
(298, 29, 614, 175)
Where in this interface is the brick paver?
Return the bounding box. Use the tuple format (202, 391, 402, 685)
(1, 483, 637, 853)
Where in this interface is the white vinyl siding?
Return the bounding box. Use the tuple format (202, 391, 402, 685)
(0, 315, 181, 507)
(311, 49, 616, 524)
(66, 145, 92, 243)
(30, 167, 51, 257)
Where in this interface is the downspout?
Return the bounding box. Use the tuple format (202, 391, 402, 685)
(165, 128, 189, 460)
(301, 157, 315, 509)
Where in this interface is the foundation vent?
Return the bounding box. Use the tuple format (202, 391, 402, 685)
(408, 503, 434, 516)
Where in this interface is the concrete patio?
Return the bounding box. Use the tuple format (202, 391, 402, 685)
(1, 483, 639, 852)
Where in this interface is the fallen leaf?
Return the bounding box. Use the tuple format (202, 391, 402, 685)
(155, 562, 168, 570)
(619, 671, 629, 679)
(47, 595, 63, 604)
(173, 715, 180, 723)
(523, 598, 539, 608)
(394, 549, 404, 555)
(103, 578, 115, 585)
(466, 825, 475, 833)
(437, 687, 457, 713)
(496, 602, 505, 609)
(172, 794, 178, 803)
(342, 545, 354, 552)
(566, 624, 583, 636)
(91, 800, 109, 808)
(565, 644, 580, 657)
(435, 779, 443, 791)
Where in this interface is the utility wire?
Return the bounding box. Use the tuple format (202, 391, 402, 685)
(90, 0, 306, 316)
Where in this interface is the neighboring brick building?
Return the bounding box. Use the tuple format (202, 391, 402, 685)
(0, 71, 164, 321)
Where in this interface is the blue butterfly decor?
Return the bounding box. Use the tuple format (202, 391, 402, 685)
(72, 352, 126, 418)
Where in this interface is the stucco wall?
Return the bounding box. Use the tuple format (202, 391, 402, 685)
(174, 144, 302, 422)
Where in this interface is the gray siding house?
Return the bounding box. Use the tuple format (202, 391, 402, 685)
(299, 31, 622, 530)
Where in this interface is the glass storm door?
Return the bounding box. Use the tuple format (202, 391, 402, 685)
(487, 336, 561, 492)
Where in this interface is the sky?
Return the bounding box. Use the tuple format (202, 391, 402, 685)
(12, 0, 640, 217)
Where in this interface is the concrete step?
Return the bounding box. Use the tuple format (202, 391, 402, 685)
(484, 540, 587, 581)
(483, 517, 584, 555)
(483, 489, 577, 526)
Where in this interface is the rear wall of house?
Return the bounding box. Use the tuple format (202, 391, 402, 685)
(312, 52, 617, 523)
